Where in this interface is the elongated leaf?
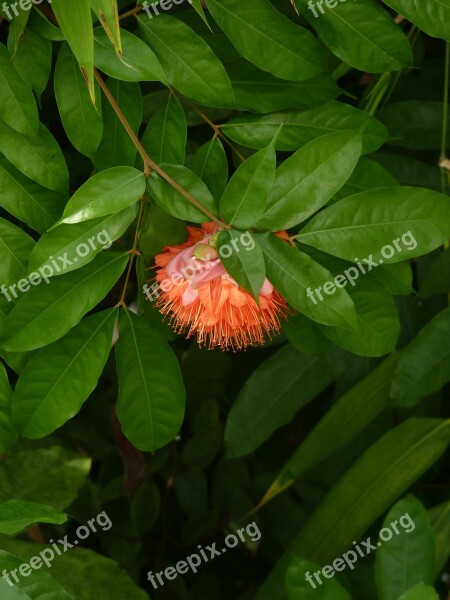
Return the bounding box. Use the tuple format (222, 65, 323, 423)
(116, 309, 185, 452)
(298, 187, 450, 263)
(0, 218, 35, 295)
(258, 130, 362, 230)
(256, 233, 357, 331)
(29, 206, 137, 277)
(57, 167, 145, 225)
(10, 29, 52, 100)
(0, 120, 69, 194)
(221, 102, 388, 154)
(149, 164, 218, 223)
(206, 0, 326, 81)
(0, 42, 38, 136)
(296, 0, 412, 72)
(398, 585, 439, 600)
(141, 94, 187, 165)
(217, 230, 265, 299)
(225, 344, 348, 458)
(220, 140, 276, 228)
(375, 495, 435, 600)
(0, 253, 128, 352)
(378, 101, 447, 149)
(52, 0, 95, 103)
(391, 307, 450, 407)
(261, 355, 398, 506)
(138, 14, 235, 108)
(0, 500, 67, 535)
(90, 0, 122, 55)
(430, 500, 450, 576)
(332, 157, 398, 203)
(381, 0, 450, 41)
(0, 362, 17, 453)
(187, 137, 228, 204)
(12, 309, 117, 438)
(55, 43, 103, 159)
(255, 418, 450, 600)
(285, 556, 351, 600)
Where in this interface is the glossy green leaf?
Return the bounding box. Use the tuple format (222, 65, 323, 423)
(375, 495, 435, 600)
(255, 418, 450, 600)
(10, 29, 52, 100)
(0, 120, 69, 194)
(29, 205, 137, 277)
(298, 187, 450, 263)
(256, 233, 358, 331)
(258, 130, 362, 230)
(217, 230, 266, 299)
(0, 218, 35, 298)
(296, 0, 412, 72)
(381, 0, 450, 41)
(138, 14, 235, 108)
(285, 556, 351, 600)
(0, 362, 17, 453)
(0, 253, 128, 352)
(187, 137, 228, 205)
(390, 307, 450, 407)
(3, 8, 30, 51)
(55, 43, 103, 159)
(206, 0, 326, 81)
(221, 102, 388, 154)
(12, 309, 116, 438)
(332, 157, 398, 203)
(220, 140, 276, 228)
(149, 164, 218, 223)
(57, 167, 145, 226)
(225, 344, 348, 458)
(398, 584, 439, 600)
(94, 28, 166, 83)
(116, 309, 186, 452)
(0, 42, 38, 136)
(0, 500, 67, 535)
(141, 94, 187, 165)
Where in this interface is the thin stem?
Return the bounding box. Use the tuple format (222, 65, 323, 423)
(95, 70, 228, 227)
(119, 5, 143, 20)
(440, 41, 450, 194)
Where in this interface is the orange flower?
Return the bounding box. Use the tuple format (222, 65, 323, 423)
(149, 223, 287, 350)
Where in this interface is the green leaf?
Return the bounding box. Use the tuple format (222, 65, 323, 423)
(10, 29, 52, 100)
(419, 249, 450, 298)
(220, 140, 276, 228)
(90, 0, 122, 55)
(227, 61, 339, 113)
(138, 14, 235, 108)
(285, 556, 351, 600)
(255, 418, 450, 600)
(116, 309, 186, 453)
(94, 28, 166, 83)
(298, 187, 450, 263)
(430, 500, 450, 576)
(0, 362, 17, 453)
(390, 307, 450, 407)
(398, 584, 439, 600)
(57, 167, 145, 225)
(29, 206, 137, 277)
(206, 0, 326, 81)
(149, 164, 218, 223)
(332, 157, 398, 203)
(4, 9, 30, 51)
(221, 102, 388, 154)
(261, 355, 398, 506)
(225, 344, 348, 458)
(217, 230, 265, 299)
(55, 43, 103, 159)
(52, 0, 96, 103)
(258, 130, 362, 230)
(0, 253, 128, 353)
(12, 309, 116, 438)
(256, 233, 357, 331)
(296, 0, 412, 72)
(187, 137, 228, 204)
(381, 0, 450, 41)
(0, 500, 67, 535)
(0, 120, 69, 194)
(95, 79, 142, 170)
(377, 101, 448, 149)
(141, 94, 187, 165)
(0, 42, 38, 136)
(0, 218, 35, 299)
(375, 495, 435, 600)
(0, 446, 91, 510)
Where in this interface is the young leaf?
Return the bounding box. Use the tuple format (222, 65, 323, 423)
(141, 94, 187, 165)
(0, 500, 67, 535)
(12, 309, 117, 438)
(116, 309, 186, 453)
